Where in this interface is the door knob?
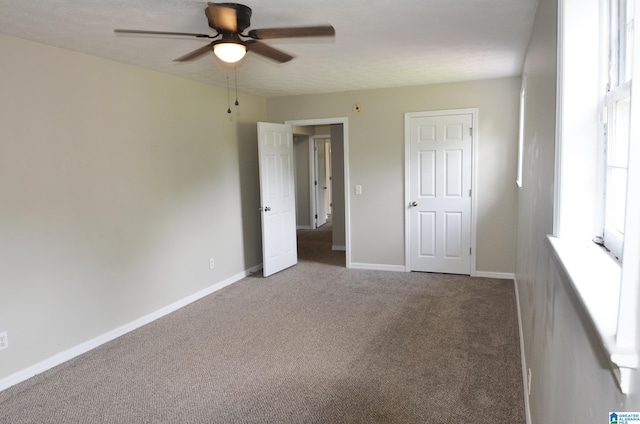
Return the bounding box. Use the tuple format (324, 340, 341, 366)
(411, 201, 418, 207)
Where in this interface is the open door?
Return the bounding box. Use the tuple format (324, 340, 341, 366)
(258, 122, 297, 277)
(314, 138, 328, 227)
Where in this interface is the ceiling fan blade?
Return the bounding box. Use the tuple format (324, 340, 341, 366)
(205, 3, 238, 33)
(246, 40, 294, 63)
(114, 29, 214, 38)
(248, 25, 335, 40)
(173, 43, 214, 62)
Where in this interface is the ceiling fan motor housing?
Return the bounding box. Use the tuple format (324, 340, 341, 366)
(213, 3, 252, 33)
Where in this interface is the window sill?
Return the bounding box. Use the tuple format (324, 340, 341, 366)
(547, 235, 637, 394)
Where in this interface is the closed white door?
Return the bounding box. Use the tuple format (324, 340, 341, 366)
(408, 113, 473, 274)
(258, 122, 297, 277)
(325, 141, 332, 216)
(315, 139, 327, 227)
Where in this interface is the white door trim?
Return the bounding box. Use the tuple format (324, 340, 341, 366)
(404, 109, 478, 276)
(286, 118, 351, 268)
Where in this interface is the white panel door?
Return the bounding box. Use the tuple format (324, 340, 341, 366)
(325, 141, 332, 216)
(409, 113, 472, 274)
(315, 139, 327, 227)
(258, 122, 297, 277)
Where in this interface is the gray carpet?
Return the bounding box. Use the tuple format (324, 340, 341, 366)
(0, 221, 525, 423)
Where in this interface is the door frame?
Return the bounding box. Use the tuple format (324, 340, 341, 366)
(286, 117, 351, 268)
(310, 134, 330, 229)
(403, 108, 478, 275)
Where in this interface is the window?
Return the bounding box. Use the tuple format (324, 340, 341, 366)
(553, 0, 638, 394)
(602, 0, 635, 259)
(516, 75, 526, 189)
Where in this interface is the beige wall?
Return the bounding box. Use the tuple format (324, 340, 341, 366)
(267, 78, 520, 273)
(0, 34, 267, 381)
(515, 0, 640, 421)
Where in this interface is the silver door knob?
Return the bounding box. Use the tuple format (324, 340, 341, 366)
(411, 201, 418, 207)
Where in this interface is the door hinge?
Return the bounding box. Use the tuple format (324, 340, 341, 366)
(314, 180, 318, 186)
(469, 127, 473, 136)
(470, 247, 472, 255)
(315, 214, 318, 219)
(469, 189, 472, 197)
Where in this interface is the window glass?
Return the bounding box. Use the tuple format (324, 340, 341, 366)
(603, 0, 633, 258)
(624, 0, 635, 82)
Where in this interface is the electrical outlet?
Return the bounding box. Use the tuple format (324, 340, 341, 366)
(0, 331, 8, 351)
(209, 257, 215, 269)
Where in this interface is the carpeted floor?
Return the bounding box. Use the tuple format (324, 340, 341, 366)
(0, 220, 525, 423)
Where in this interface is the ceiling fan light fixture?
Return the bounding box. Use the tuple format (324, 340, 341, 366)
(214, 42, 247, 63)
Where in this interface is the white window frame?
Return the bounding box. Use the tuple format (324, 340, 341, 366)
(516, 75, 526, 189)
(602, 81, 631, 258)
(552, 0, 639, 394)
(602, 0, 634, 259)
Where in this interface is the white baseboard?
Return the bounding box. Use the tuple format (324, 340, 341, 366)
(349, 262, 406, 272)
(514, 278, 532, 424)
(332, 245, 346, 251)
(0, 263, 262, 392)
(474, 271, 516, 280)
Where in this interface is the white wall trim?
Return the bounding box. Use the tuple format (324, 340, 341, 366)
(404, 108, 479, 275)
(285, 117, 351, 268)
(475, 271, 516, 280)
(0, 264, 262, 393)
(332, 245, 346, 251)
(349, 262, 406, 272)
(514, 278, 533, 424)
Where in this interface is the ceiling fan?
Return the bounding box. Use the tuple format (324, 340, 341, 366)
(114, 2, 335, 65)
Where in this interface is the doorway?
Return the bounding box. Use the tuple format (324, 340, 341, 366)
(287, 118, 350, 267)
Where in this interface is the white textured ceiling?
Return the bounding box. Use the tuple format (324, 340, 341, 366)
(0, 0, 538, 97)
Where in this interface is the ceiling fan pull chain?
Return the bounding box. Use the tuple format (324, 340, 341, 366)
(234, 66, 240, 107)
(226, 70, 231, 114)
